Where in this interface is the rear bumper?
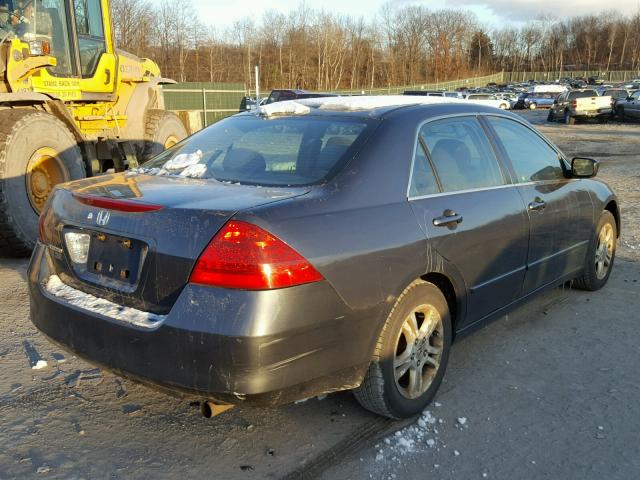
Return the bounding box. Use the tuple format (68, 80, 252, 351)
(28, 244, 376, 405)
(573, 108, 612, 117)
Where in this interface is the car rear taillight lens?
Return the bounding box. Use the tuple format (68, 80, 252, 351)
(72, 193, 163, 212)
(571, 100, 577, 108)
(190, 221, 324, 290)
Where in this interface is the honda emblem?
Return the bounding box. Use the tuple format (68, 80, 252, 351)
(96, 210, 110, 226)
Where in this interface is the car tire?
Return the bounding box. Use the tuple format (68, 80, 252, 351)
(564, 110, 576, 125)
(574, 211, 617, 291)
(0, 110, 85, 255)
(547, 110, 555, 122)
(617, 107, 625, 121)
(353, 280, 452, 419)
(529, 103, 537, 110)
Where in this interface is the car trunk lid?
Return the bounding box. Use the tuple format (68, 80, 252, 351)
(42, 173, 310, 314)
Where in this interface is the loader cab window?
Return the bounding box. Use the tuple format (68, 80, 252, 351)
(73, 0, 105, 77)
(0, 0, 74, 76)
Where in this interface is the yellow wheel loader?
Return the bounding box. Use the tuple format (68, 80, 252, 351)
(0, 0, 188, 255)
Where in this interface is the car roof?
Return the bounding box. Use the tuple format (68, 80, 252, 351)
(237, 95, 513, 120)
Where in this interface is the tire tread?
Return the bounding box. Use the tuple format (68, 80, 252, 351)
(353, 280, 428, 418)
(0, 109, 78, 256)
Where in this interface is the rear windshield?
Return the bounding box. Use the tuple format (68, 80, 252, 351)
(604, 90, 628, 99)
(569, 90, 597, 99)
(141, 115, 374, 186)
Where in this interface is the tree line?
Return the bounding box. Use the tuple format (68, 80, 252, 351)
(111, 0, 640, 90)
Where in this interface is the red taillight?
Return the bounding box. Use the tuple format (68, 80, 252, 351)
(571, 100, 577, 108)
(190, 221, 324, 290)
(72, 193, 163, 213)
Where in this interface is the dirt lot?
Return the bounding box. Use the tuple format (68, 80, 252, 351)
(0, 111, 638, 479)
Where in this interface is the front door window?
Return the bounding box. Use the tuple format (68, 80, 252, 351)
(0, 0, 74, 76)
(73, 0, 105, 77)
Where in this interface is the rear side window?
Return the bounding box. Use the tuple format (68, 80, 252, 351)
(487, 117, 564, 183)
(142, 116, 373, 186)
(420, 117, 505, 192)
(409, 140, 439, 197)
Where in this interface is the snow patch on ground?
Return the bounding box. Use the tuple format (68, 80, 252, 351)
(367, 405, 473, 479)
(31, 360, 48, 370)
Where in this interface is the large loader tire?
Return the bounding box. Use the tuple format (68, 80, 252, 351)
(142, 110, 188, 162)
(0, 110, 85, 256)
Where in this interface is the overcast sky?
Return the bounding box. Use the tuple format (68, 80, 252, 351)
(173, 0, 639, 28)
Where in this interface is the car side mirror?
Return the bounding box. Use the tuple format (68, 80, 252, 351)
(628, 96, 635, 101)
(553, 100, 558, 104)
(571, 157, 598, 178)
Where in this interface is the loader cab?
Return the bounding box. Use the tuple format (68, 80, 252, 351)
(2, 0, 116, 97)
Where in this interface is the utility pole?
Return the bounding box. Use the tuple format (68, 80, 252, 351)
(255, 66, 260, 102)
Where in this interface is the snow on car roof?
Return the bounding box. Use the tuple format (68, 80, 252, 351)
(256, 95, 463, 117)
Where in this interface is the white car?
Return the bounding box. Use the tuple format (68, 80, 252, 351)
(495, 93, 519, 109)
(463, 93, 510, 110)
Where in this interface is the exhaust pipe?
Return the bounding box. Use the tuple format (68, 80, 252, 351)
(200, 401, 234, 418)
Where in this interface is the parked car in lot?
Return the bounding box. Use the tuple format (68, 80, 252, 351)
(524, 92, 558, 110)
(30, 96, 619, 419)
(513, 92, 530, 109)
(615, 90, 640, 120)
(547, 89, 612, 124)
(495, 92, 519, 108)
(601, 88, 631, 117)
(404, 90, 463, 99)
(463, 93, 510, 109)
(265, 89, 338, 104)
(239, 96, 265, 112)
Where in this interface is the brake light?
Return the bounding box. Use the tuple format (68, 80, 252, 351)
(72, 193, 163, 212)
(190, 221, 324, 290)
(571, 100, 577, 108)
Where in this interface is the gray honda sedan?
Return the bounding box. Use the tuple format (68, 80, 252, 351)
(29, 96, 619, 419)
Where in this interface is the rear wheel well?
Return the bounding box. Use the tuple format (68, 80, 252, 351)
(604, 200, 620, 237)
(421, 272, 458, 331)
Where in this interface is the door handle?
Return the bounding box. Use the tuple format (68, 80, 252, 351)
(528, 198, 546, 211)
(433, 210, 463, 227)
(105, 68, 111, 85)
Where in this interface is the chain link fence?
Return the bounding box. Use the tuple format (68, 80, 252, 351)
(163, 82, 246, 128)
(163, 71, 640, 128)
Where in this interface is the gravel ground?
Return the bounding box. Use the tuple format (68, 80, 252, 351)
(0, 111, 638, 479)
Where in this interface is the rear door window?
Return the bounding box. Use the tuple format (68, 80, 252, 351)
(486, 117, 565, 183)
(419, 117, 506, 192)
(409, 140, 440, 197)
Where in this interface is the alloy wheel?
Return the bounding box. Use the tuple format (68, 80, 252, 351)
(394, 304, 444, 399)
(595, 223, 614, 280)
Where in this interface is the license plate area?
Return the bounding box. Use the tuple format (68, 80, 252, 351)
(64, 227, 147, 291)
(87, 232, 145, 285)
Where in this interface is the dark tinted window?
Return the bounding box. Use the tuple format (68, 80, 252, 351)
(420, 117, 505, 192)
(487, 117, 564, 183)
(409, 141, 439, 197)
(604, 90, 628, 100)
(143, 116, 373, 186)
